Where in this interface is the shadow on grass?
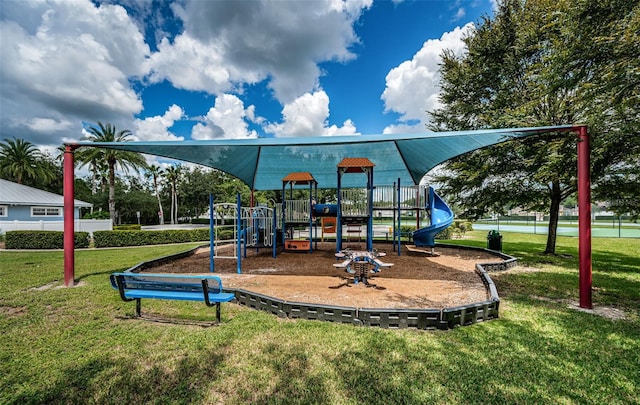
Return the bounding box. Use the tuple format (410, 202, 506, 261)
(240, 341, 335, 404)
(5, 301, 640, 404)
(326, 301, 640, 404)
(10, 348, 228, 404)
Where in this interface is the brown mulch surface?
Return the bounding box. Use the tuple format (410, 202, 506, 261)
(145, 242, 504, 309)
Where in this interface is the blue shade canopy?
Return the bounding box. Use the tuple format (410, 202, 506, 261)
(70, 126, 575, 190)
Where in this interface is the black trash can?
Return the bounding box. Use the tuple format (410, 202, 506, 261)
(487, 230, 502, 251)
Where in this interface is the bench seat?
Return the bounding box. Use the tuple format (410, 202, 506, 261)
(121, 289, 236, 303)
(110, 272, 235, 322)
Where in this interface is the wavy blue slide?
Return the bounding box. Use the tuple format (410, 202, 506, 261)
(412, 186, 454, 248)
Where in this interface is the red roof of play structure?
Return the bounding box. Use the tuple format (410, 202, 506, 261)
(282, 172, 317, 184)
(337, 157, 375, 173)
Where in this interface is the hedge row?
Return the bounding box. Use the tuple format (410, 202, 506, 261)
(5, 231, 90, 249)
(93, 229, 212, 248)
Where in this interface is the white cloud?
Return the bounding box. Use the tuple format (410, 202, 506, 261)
(24, 117, 74, 133)
(151, 0, 372, 103)
(191, 94, 258, 140)
(265, 90, 359, 137)
(381, 23, 472, 133)
(146, 35, 236, 94)
(453, 7, 466, 21)
(0, 0, 150, 145)
(133, 104, 184, 141)
(324, 119, 358, 136)
(383, 123, 425, 135)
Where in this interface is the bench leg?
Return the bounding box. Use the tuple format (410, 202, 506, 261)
(135, 299, 141, 317)
(216, 303, 221, 323)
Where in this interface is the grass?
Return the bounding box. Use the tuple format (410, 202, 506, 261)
(1, 236, 639, 404)
(446, 231, 640, 309)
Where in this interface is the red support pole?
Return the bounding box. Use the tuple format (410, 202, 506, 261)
(576, 126, 592, 309)
(63, 145, 76, 287)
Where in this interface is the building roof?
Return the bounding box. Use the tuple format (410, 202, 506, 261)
(282, 172, 317, 185)
(0, 179, 92, 208)
(70, 125, 577, 190)
(337, 157, 375, 174)
(337, 157, 375, 168)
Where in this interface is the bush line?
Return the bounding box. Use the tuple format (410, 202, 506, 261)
(5, 230, 90, 249)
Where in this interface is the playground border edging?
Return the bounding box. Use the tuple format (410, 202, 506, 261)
(123, 243, 516, 330)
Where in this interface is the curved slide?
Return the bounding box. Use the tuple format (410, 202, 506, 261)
(412, 187, 454, 247)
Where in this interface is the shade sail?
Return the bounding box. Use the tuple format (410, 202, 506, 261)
(69, 125, 575, 190)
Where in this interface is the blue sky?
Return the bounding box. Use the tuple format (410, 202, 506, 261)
(0, 0, 495, 154)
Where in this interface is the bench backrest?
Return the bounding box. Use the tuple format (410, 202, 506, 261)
(110, 273, 224, 294)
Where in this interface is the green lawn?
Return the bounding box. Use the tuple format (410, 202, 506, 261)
(1, 236, 638, 404)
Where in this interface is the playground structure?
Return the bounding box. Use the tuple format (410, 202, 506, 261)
(412, 186, 455, 254)
(64, 125, 594, 311)
(281, 172, 317, 252)
(208, 194, 277, 274)
(207, 156, 456, 275)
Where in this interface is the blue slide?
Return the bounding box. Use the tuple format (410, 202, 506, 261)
(412, 187, 454, 247)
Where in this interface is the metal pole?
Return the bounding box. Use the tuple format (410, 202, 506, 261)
(618, 215, 621, 238)
(367, 168, 373, 251)
(309, 181, 313, 253)
(314, 182, 318, 250)
(273, 206, 277, 258)
(209, 194, 214, 272)
(577, 125, 592, 309)
(281, 182, 286, 248)
(63, 145, 76, 287)
(236, 193, 242, 274)
(397, 178, 401, 256)
(336, 169, 342, 252)
(392, 181, 397, 252)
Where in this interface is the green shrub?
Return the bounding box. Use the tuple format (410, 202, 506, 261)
(83, 211, 110, 219)
(435, 226, 453, 240)
(399, 225, 416, 234)
(93, 228, 210, 248)
(5, 230, 89, 249)
(216, 229, 234, 240)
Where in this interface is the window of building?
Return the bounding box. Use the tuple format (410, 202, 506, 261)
(31, 207, 62, 217)
(0, 205, 7, 217)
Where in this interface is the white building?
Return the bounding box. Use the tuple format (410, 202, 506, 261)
(0, 179, 111, 235)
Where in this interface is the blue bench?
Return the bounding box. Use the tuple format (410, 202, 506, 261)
(110, 273, 236, 322)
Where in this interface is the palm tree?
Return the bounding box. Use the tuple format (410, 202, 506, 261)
(0, 137, 54, 185)
(164, 164, 182, 225)
(75, 122, 147, 225)
(145, 164, 165, 225)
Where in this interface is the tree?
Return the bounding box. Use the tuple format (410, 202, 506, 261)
(0, 137, 55, 186)
(75, 122, 147, 225)
(430, 0, 639, 253)
(114, 176, 159, 225)
(145, 165, 165, 224)
(164, 164, 182, 224)
(562, 0, 640, 219)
